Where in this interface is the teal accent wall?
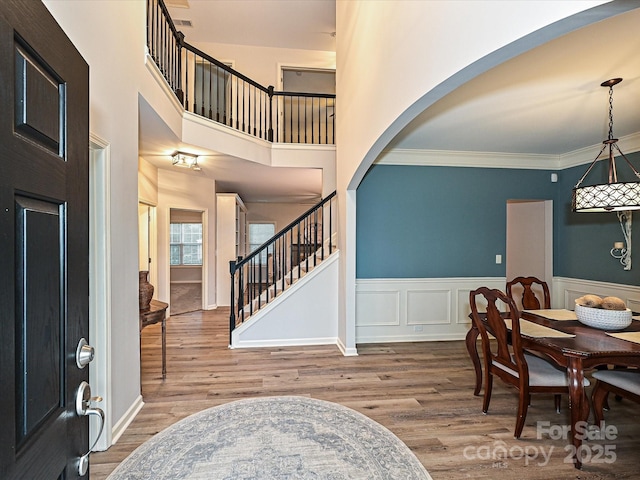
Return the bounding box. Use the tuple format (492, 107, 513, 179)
(555, 154, 640, 285)
(357, 155, 640, 287)
(357, 165, 556, 278)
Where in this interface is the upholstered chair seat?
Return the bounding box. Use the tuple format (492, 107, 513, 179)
(592, 369, 640, 425)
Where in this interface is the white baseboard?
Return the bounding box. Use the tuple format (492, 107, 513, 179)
(110, 395, 144, 445)
(232, 336, 338, 349)
(337, 336, 358, 356)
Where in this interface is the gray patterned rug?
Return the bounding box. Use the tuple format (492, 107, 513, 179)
(106, 396, 432, 479)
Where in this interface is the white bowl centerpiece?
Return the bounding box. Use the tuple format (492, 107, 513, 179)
(574, 295, 632, 330)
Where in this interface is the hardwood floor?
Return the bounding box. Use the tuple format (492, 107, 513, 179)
(90, 308, 640, 479)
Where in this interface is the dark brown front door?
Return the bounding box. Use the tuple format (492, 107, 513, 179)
(0, 1, 90, 479)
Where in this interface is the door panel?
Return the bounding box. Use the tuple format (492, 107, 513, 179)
(0, 1, 90, 478)
(15, 43, 63, 153)
(15, 197, 64, 445)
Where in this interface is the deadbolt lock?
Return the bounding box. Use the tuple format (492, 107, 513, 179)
(75, 338, 95, 369)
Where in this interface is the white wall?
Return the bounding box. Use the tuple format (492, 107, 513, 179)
(43, 0, 147, 442)
(335, 0, 611, 354)
(157, 169, 217, 310)
(246, 201, 311, 230)
(139, 157, 159, 205)
(189, 41, 335, 89)
(233, 254, 339, 348)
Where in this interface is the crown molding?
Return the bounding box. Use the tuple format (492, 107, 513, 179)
(376, 148, 559, 169)
(558, 132, 640, 169)
(377, 132, 640, 170)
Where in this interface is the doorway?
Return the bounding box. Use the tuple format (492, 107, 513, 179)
(506, 200, 553, 302)
(90, 135, 112, 451)
(138, 202, 157, 289)
(280, 67, 335, 143)
(169, 208, 204, 314)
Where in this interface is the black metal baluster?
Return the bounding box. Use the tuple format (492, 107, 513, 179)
(259, 89, 263, 139)
(324, 97, 328, 145)
(313, 208, 318, 266)
(257, 254, 262, 309)
(304, 96, 308, 143)
(223, 70, 228, 125)
(311, 97, 315, 144)
(320, 203, 325, 259)
(235, 77, 239, 130)
(288, 95, 292, 143)
(184, 50, 190, 111)
(208, 61, 212, 119)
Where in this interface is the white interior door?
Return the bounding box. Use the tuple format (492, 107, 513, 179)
(506, 200, 553, 293)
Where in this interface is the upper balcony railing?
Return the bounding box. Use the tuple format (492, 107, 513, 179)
(146, 0, 335, 145)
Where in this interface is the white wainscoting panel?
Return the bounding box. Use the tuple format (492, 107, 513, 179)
(356, 278, 504, 343)
(356, 277, 640, 344)
(356, 291, 400, 326)
(553, 277, 640, 310)
(407, 289, 450, 325)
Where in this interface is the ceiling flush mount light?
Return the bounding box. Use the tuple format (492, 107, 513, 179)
(171, 151, 201, 171)
(572, 78, 640, 212)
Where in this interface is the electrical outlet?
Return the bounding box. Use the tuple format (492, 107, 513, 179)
(413, 325, 423, 332)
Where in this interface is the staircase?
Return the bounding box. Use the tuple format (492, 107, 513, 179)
(229, 192, 337, 344)
(241, 235, 337, 314)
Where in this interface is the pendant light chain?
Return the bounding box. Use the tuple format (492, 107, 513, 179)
(608, 83, 615, 142)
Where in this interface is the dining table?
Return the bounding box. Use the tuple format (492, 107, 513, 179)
(466, 308, 640, 469)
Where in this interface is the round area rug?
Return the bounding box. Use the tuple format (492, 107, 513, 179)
(106, 396, 432, 479)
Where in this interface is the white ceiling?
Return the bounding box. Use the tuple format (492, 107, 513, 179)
(388, 7, 640, 157)
(141, 2, 640, 202)
(138, 97, 323, 203)
(166, 0, 336, 51)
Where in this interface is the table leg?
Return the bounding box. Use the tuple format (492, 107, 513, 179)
(567, 357, 589, 469)
(465, 325, 482, 396)
(161, 315, 166, 379)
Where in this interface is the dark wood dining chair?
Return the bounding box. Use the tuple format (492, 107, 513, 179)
(591, 369, 640, 425)
(469, 286, 588, 438)
(506, 276, 551, 310)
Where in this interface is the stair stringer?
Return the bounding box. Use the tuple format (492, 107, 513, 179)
(231, 251, 340, 349)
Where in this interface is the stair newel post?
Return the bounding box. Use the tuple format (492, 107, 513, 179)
(229, 259, 236, 345)
(237, 256, 245, 321)
(267, 85, 274, 142)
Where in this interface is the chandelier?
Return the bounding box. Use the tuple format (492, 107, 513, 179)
(572, 78, 640, 212)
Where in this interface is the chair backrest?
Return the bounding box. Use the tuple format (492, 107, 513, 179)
(506, 276, 551, 310)
(469, 287, 527, 382)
